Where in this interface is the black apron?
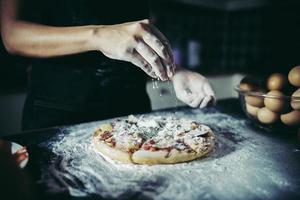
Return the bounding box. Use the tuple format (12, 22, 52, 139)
(20, 0, 151, 130)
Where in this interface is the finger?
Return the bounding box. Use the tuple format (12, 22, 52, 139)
(189, 93, 205, 108)
(142, 24, 175, 77)
(203, 82, 216, 105)
(129, 49, 157, 78)
(135, 39, 168, 81)
(150, 27, 175, 77)
(202, 81, 214, 96)
(199, 95, 213, 109)
(142, 31, 170, 61)
(142, 32, 174, 78)
(15, 146, 27, 155)
(15, 153, 28, 166)
(148, 24, 174, 62)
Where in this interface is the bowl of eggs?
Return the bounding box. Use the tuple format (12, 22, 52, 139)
(236, 66, 300, 133)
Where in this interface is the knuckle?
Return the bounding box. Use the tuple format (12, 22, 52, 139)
(158, 67, 165, 74)
(141, 60, 148, 67)
(157, 40, 165, 49)
(126, 47, 133, 54)
(144, 64, 151, 71)
(136, 22, 145, 31)
(153, 57, 161, 65)
(146, 65, 152, 72)
(132, 35, 140, 43)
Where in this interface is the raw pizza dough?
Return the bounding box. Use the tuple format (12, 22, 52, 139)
(92, 115, 215, 164)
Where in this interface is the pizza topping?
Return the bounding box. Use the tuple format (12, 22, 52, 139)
(93, 131, 100, 137)
(191, 122, 199, 130)
(174, 141, 189, 151)
(143, 143, 151, 150)
(101, 131, 112, 140)
(149, 139, 155, 145)
(137, 119, 159, 129)
(106, 138, 116, 147)
(95, 115, 214, 155)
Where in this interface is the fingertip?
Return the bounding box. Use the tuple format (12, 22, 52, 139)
(149, 71, 158, 79)
(199, 95, 212, 109)
(141, 19, 150, 24)
(208, 95, 216, 106)
(167, 69, 173, 79)
(160, 73, 168, 81)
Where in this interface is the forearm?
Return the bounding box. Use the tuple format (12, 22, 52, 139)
(1, 20, 100, 57)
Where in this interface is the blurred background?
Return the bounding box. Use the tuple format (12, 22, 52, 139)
(1, 0, 300, 134)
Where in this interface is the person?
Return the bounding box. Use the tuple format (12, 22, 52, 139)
(1, 0, 215, 131)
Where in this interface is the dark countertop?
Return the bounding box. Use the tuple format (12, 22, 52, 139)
(2, 98, 300, 200)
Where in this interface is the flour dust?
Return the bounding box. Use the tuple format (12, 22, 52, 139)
(39, 109, 299, 200)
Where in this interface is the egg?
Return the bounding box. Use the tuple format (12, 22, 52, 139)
(291, 88, 300, 110)
(246, 103, 260, 118)
(264, 90, 287, 113)
(245, 89, 265, 107)
(239, 82, 256, 91)
(280, 110, 300, 126)
(267, 73, 287, 90)
(257, 107, 279, 124)
(288, 66, 300, 87)
(239, 77, 257, 91)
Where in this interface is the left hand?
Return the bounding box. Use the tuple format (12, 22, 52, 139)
(0, 140, 28, 166)
(173, 69, 215, 108)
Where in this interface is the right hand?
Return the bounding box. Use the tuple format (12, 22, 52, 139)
(91, 19, 175, 81)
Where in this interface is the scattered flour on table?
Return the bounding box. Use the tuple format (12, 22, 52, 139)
(40, 109, 299, 200)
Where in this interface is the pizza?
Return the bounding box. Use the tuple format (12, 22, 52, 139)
(92, 115, 215, 164)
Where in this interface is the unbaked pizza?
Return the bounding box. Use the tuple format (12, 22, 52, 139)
(92, 115, 215, 164)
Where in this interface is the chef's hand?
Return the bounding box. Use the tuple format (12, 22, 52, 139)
(92, 19, 175, 81)
(0, 140, 32, 200)
(173, 69, 216, 108)
(0, 140, 28, 166)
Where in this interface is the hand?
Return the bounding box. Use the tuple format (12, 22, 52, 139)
(0, 140, 28, 166)
(92, 19, 175, 80)
(173, 69, 216, 108)
(0, 140, 32, 199)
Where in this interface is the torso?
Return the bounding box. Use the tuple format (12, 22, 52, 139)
(20, 0, 151, 130)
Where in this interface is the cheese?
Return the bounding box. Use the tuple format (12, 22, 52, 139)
(111, 115, 211, 151)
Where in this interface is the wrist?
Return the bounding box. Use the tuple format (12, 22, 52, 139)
(86, 25, 107, 51)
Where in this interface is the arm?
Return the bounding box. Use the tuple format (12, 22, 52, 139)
(1, 0, 175, 80)
(0, 0, 96, 57)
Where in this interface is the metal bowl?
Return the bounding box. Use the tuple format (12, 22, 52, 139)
(235, 86, 300, 133)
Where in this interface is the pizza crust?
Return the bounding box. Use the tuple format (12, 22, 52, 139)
(93, 136, 132, 163)
(132, 132, 215, 165)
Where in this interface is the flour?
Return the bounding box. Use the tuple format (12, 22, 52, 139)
(39, 108, 300, 200)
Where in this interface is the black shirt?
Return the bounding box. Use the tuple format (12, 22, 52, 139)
(20, 0, 151, 130)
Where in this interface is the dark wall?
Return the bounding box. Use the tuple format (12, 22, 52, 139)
(151, 0, 300, 75)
